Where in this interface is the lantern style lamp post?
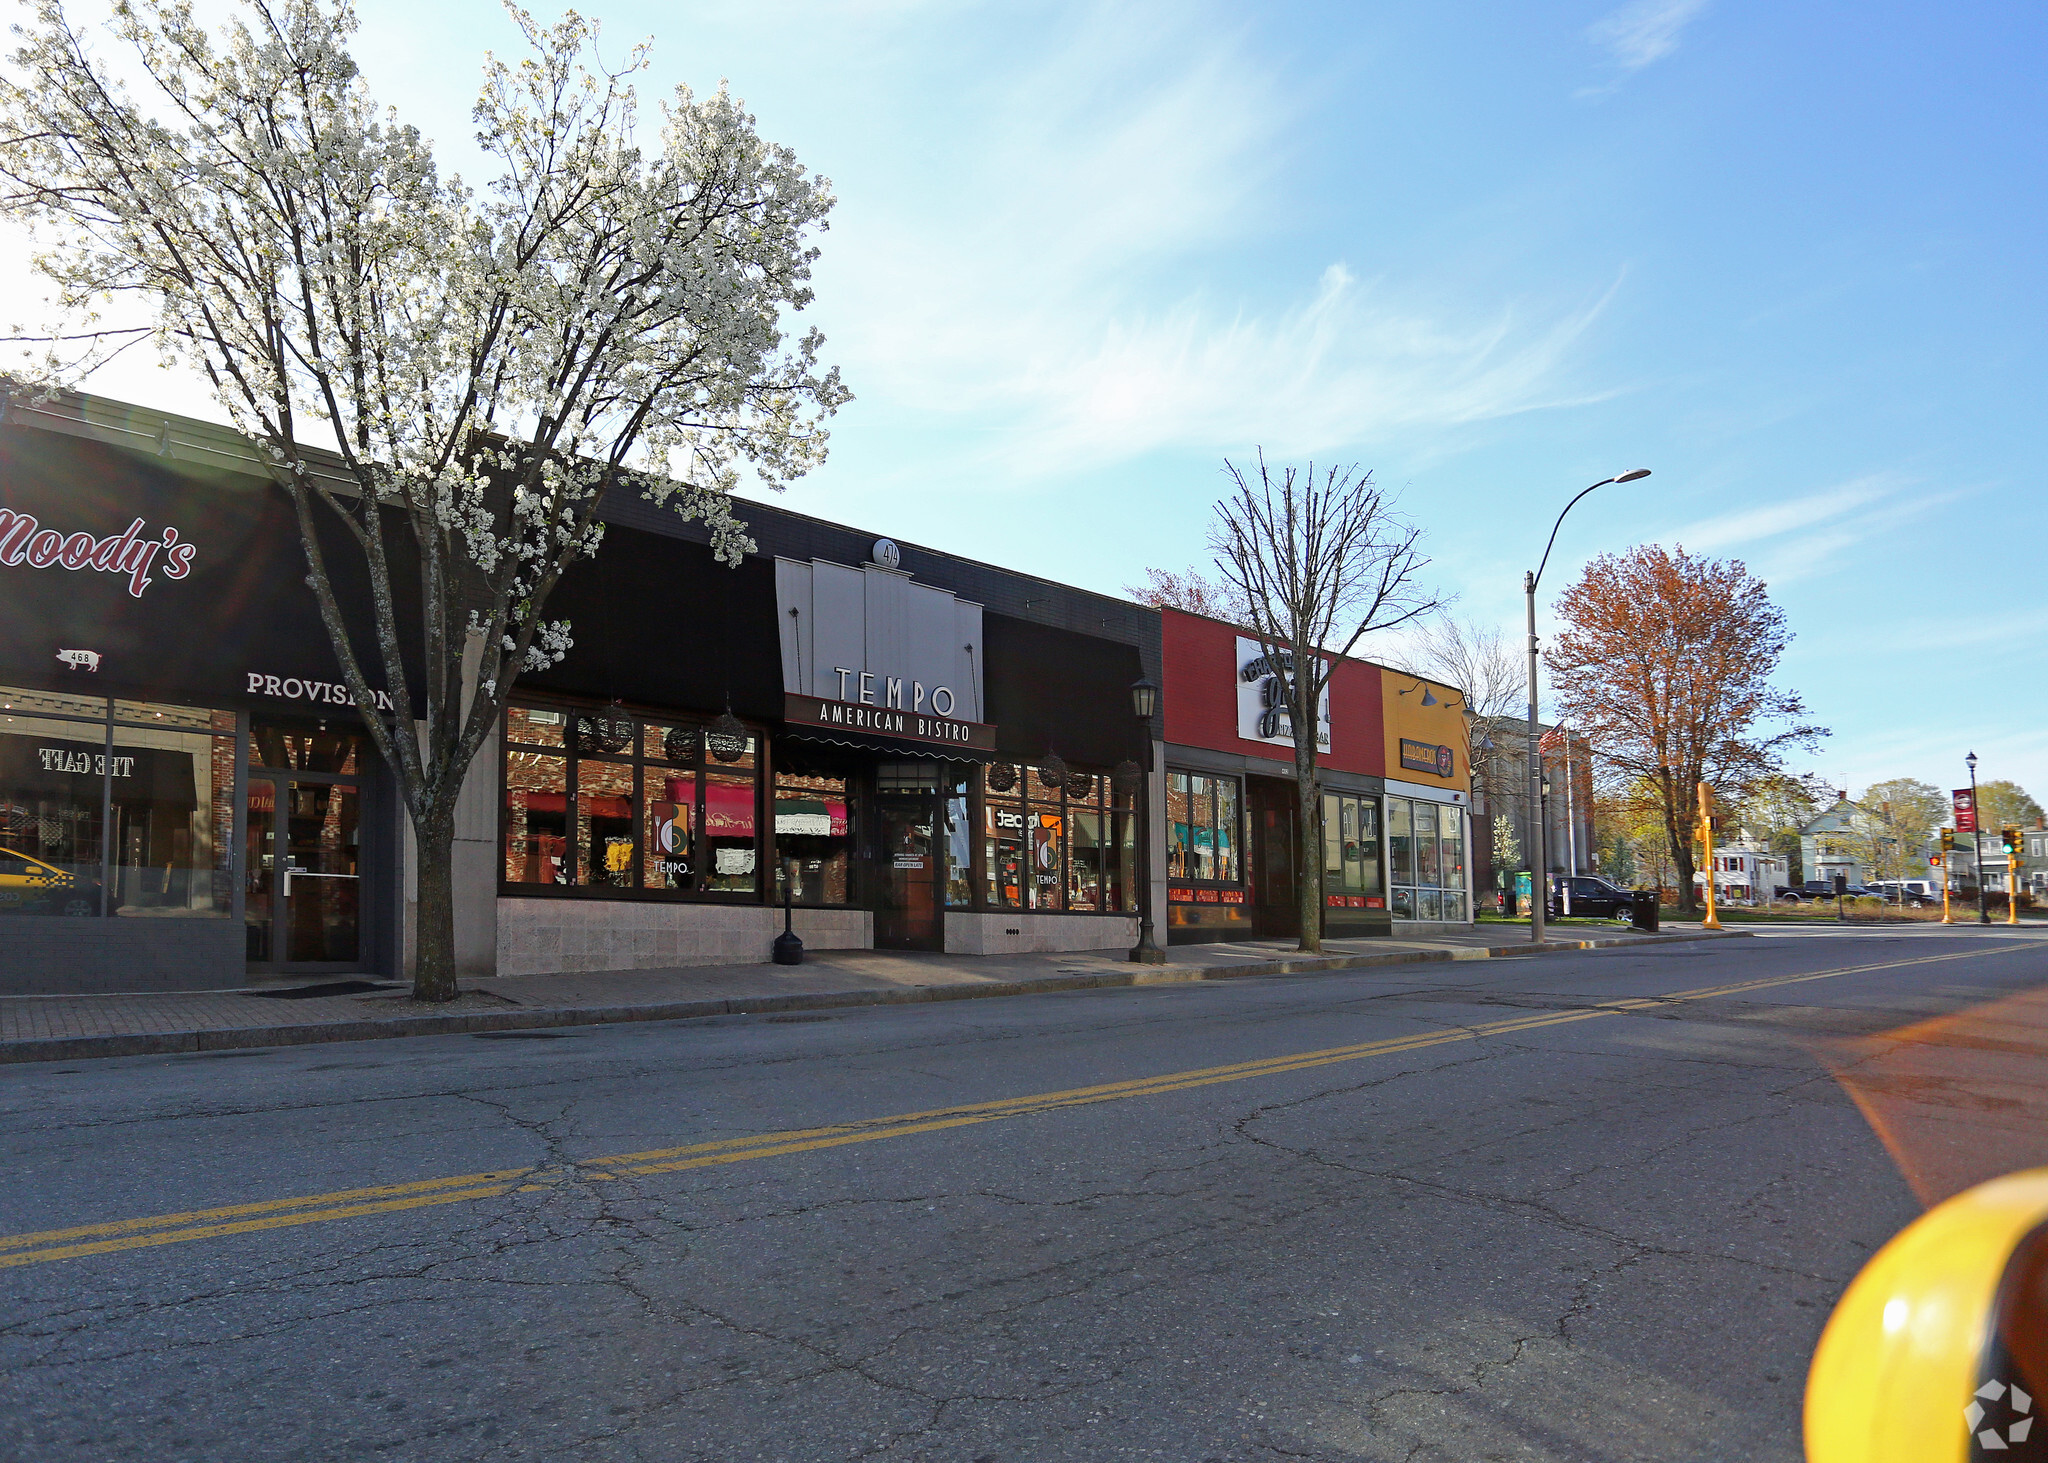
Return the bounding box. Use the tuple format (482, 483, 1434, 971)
(1128, 676, 1166, 963)
(1968, 751, 1990, 926)
(1525, 468, 1652, 943)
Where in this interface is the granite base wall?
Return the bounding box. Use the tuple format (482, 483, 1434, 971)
(0, 916, 244, 995)
(944, 912, 1137, 956)
(496, 899, 873, 976)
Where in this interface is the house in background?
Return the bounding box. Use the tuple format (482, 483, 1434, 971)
(1799, 796, 1863, 888)
(1697, 845, 1790, 904)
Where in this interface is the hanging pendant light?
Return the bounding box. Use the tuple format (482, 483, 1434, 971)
(708, 707, 748, 763)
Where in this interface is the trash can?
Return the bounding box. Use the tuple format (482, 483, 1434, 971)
(1630, 890, 1659, 932)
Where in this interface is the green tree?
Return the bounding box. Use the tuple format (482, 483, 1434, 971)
(1977, 780, 2044, 834)
(1734, 772, 1831, 884)
(1850, 778, 1946, 884)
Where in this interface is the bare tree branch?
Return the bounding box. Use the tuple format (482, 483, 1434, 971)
(1208, 450, 1441, 951)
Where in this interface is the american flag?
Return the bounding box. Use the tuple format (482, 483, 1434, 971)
(1537, 725, 1569, 757)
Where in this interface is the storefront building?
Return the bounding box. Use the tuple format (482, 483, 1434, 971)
(0, 392, 1160, 994)
(1156, 608, 1473, 943)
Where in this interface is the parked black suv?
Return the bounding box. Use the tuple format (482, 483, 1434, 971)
(1548, 874, 1639, 919)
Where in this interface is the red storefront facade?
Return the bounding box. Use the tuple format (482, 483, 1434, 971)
(1159, 609, 1395, 943)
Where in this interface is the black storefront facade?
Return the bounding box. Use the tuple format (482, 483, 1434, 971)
(0, 392, 1160, 995)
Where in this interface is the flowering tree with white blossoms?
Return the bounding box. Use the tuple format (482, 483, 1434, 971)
(0, 0, 847, 998)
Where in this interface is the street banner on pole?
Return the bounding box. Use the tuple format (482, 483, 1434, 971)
(1953, 789, 1978, 833)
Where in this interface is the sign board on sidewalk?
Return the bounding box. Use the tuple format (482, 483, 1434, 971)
(1953, 789, 1978, 833)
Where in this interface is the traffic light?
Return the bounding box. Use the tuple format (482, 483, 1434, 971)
(2003, 825, 2022, 857)
(1940, 828, 1956, 853)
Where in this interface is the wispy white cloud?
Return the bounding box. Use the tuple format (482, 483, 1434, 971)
(818, 4, 1617, 486)
(1665, 476, 1897, 552)
(1588, 0, 1711, 72)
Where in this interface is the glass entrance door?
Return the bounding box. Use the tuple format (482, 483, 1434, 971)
(246, 774, 364, 968)
(873, 794, 941, 950)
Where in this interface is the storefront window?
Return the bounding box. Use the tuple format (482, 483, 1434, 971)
(110, 709, 236, 917)
(980, 762, 1131, 914)
(1321, 792, 1384, 907)
(1166, 771, 1242, 886)
(0, 690, 233, 919)
(1066, 774, 1105, 911)
(984, 766, 1026, 909)
(575, 757, 637, 887)
(704, 767, 759, 892)
(1389, 797, 1414, 885)
(502, 703, 763, 898)
(773, 767, 849, 904)
(249, 723, 364, 773)
(505, 747, 569, 884)
(943, 770, 974, 908)
(1, 702, 108, 918)
(644, 767, 697, 892)
(1415, 800, 1440, 886)
(1440, 811, 1466, 921)
(1027, 767, 1065, 910)
(1109, 771, 1138, 912)
(1387, 796, 1467, 922)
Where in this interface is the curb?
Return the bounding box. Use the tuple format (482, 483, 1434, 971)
(0, 928, 1744, 1067)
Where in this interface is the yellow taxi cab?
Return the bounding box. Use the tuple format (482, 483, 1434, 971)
(0, 846, 100, 916)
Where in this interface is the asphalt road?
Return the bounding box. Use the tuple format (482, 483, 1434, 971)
(6, 927, 2048, 1463)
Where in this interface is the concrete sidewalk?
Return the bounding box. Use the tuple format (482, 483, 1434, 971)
(0, 923, 1735, 1066)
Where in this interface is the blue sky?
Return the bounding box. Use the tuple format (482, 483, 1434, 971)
(11, 0, 2045, 802)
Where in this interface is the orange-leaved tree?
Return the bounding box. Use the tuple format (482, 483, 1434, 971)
(1545, 545, 1825, 912)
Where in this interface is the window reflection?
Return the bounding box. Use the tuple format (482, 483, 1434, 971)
(501, 703, 762, 898)
(981, 763, 1130, 913)
(1386, 796, 1466, 922)
(1166, 771, 1242, 885)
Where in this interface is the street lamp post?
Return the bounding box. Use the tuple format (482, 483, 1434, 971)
(1128, 677, 1166, 963)
(1968, 750, 1989, 926)
(1525, 468, 1652, 944)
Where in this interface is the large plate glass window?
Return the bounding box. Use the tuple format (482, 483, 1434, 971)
(943, 769, 974, 908)
(1167, 771, 1242, 886)
(1386, 795, 1467, 922)
(1026, 765, 1066, 911)
(501, 704, 762, 898)
(1, 688, 234, 920)
(980, 763, 1133, 914)
(1321, 792, 1383, 909)
(772, 750, 851, 905)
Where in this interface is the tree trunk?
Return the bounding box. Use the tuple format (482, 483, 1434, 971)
(1296, 740, 1322, 953)
(1666, 802, 1699, 914)
(413, 811, 459, 1003)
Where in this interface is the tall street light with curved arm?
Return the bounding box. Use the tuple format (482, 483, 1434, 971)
(1526, 470, 1651, 944)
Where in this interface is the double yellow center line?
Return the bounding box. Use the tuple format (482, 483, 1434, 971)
(2, 943, 2031, 1270)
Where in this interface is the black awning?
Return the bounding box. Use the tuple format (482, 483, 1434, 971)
(983, 615, 1145, 769)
